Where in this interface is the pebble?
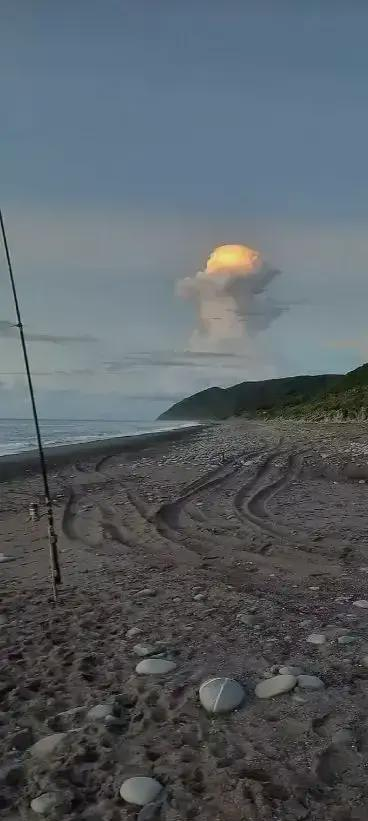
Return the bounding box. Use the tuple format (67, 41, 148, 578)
(199, 677, 245, 713)
(361, 655, 368, 667)
(193, 593, 206, 601)
(331, 728, 355, 746)
(236, 613, 257, 626)
(133, 644, 157, 658)
(0, 614, 6, 626)
(30, 733, 66, 759)
(353, 600, 368, 609)
(136, 658, 176, 675)
(136, 588, 156, 598)
(11, 728, 33, 751)
(306, 633, 326, 645)
(337, 635, 358, 645)
(57, 706, 84, 719)
(297, 674, 324, 690)
(255, 674, 297, 699)
(126, 627, 142, 639)
(279, 665, 303, 676)
(30, 792, 66, 815)
(87, 703, 112, 721)
(0, 553, 14, 563)
(120, 776, 163, 806)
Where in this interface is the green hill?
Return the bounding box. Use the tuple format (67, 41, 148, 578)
(159, 362, 368, 422)
(159, 372, 340, 421)
(276, 363, 368, 421)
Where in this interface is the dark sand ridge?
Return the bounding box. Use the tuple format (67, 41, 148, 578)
(0, 423, 205, 482)
(2, 419, 368, 820)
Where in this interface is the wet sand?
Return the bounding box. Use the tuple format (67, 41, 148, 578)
(2, 419, 368, 820)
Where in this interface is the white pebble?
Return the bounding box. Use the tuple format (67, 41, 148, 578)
(87, 703, 111, 721)
(30, 733, 66, 759)
(120, 776, 163, 806)
(199, 677, 245, 713)
(306, 633, 326, 645)
(279, 665, 303, 676)
(30, 793, 63, 815)
(136, 658, 176, 675)
(353, 600, 368, 609)
(255, 674, 296, 699)
(136, 588, 156, 598)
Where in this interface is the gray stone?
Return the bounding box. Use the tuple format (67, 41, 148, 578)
(136, 588, 156, 598)
(199, 677, 245, 713)
(30, 733, 66, 760)
(0, 762, 23, 787)
(255, 674, 297, 699)
(87, 703, 112, 721)
(353, 600, 368, 609)
(236, 613, 257, 626)
(30, 792, 66, 815)
(0, 614, 6, 626)
(279, 665, 303, 676)
(193, 593, 205, 601)
(0, 554, 15, 563)
(57, 706, 84, 719)
(11, 728, 33, 751)
(133, 644, 156, 658)
(331, 728, 355, 746)
(136, 658, 176, 675)
(306, 633, 326, 645)
(338, 635, 358, 645)
(297, 674, 324, 690)
(361, 655, 368, 667)
(120, 776, 163, 806)
(126, 627, 142, 639)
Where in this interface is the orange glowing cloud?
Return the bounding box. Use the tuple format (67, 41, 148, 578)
(205, 244, 261, 276)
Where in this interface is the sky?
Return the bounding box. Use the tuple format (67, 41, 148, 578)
(2, 1, 368, 419)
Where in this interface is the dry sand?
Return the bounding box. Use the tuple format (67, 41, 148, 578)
(2, 419, 368, 820)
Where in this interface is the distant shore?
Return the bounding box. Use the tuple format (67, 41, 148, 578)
(0, 423, 205, 482)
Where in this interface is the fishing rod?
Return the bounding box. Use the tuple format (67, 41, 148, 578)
(0, 208, 61, 599)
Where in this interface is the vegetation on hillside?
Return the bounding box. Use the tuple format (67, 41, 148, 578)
(159, 363, 368, 423)
(267, 365, 368, 421)
(159, 373, 340, 421)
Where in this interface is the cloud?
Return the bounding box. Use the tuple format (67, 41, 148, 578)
(0, 369, 94, 376)
(0, 320, 98, 344)
(104, 350, 250, 372)
(326, 335, 368, 354)
(177, 249, 286, 353)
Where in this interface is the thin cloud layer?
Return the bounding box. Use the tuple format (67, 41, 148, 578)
(0, 320, 98, 344)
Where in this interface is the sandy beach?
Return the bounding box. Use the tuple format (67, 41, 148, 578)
(2, 419, 368, 820)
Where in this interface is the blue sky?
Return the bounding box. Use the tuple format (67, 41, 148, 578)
(1, 1, 368, 418)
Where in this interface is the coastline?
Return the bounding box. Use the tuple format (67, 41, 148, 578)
(3, 419, 368, 820)
(0, 422, 205, 482)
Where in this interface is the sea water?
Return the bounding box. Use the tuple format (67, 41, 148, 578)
(0, 418, 197, 457)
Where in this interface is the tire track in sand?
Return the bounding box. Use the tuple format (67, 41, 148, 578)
(233, 451, 302, 543)
(154, 447, 264, 546)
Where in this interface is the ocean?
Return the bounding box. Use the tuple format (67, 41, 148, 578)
(0, 418, 196, 457)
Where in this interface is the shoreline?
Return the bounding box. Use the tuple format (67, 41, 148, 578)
(0, 423, 205, 482)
